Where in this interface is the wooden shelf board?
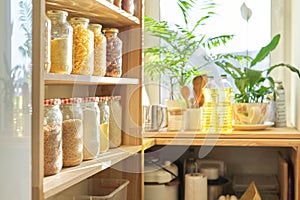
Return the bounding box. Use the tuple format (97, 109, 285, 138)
(44, 73, 139, 85)
(46, 0, 140, 27)
(142, 138, 155, 150)
(144, 127, 300, 147)
(43, 145, 141, 199)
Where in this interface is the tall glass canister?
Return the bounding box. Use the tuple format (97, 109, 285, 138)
(69, 17, 94, 75)
(47, 10, 73, 74)
(98, 97, 110, 153)
(103, 28, 122, 77)
(60, 98, 83, 167)
(43, 99, 63, 176)
(89, 23, 107, 76)
(81, 97, 100, 160)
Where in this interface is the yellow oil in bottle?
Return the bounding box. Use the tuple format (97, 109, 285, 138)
(201, 83, 218, 133)
(218, 88, 232, 133)
(218, 75, 233, 133)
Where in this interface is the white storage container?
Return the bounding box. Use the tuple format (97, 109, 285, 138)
(144, 161, 179, 200)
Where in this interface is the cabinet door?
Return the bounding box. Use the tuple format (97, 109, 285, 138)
(0, 0, 32, 199)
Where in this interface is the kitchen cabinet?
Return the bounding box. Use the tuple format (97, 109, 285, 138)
(32, 0, 145, 199)
(144, 127, 300, 199)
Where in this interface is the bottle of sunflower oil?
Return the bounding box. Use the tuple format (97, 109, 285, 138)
(201, 76, 218, 133)
(218, 74, 233, 133)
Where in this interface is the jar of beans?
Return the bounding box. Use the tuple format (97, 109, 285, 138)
(60, 98, 84, 167)
(43, 98, 63, 176)
(69, 17, 94, 75)
(47, 10, 73, 74)
(103, 28, 122, 77)
(88, 24, 107, 76)
(81, 97, 100, 160)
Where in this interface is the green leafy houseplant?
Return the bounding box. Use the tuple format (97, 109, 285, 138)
(144, 0, 233, 100)
(215, 34, 300, 103)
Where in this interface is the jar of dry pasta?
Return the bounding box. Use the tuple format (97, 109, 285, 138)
(44, 15, 51, 72)
(98, 97, 110, 153)
(81, 97, 100, 160)
(47, 10, 73, 74)
(108, 96, 122, 148)
(88, 24, 107, 76)
(103, 28, 122, 77)
(60, 98, 83, 167)
(43, 98, 62, 176)
(69, 17, 94, 75)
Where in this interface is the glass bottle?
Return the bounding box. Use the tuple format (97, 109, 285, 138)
(69, 17, 94, 75)
(98, 97, 110, 153)
(60, 98, 83, 167)
(108, 96, 122, 148)
(81, 97, 100, 160)
(275, 81, 286, 127)
(218, 74, 233, 133)
(47, 10, 73, 74)
(103, 28, 122, 77)
(201, 76, 218, 133)
(44, 15, 51, 72)
(43, 98, 62, 176)
(88, 24, 107, 76)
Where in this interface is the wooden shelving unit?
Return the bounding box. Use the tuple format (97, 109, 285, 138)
(44, 73, 139, 85)
(32, 0, 143, 199)
(46, 0, 140, 27)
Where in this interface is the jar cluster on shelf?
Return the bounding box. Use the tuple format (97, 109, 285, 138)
(43, 96, 122, 177)
(44, 10, 122, 77)
(106, 0, 135, 15)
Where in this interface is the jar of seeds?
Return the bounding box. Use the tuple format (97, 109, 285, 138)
(43, 98, 62, 176)
(60, 98, 83, 167)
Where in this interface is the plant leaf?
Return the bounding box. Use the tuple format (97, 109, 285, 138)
(250, 34, 280, 67)
(245, 68, 262, 89)
(267, 63, 300, 78)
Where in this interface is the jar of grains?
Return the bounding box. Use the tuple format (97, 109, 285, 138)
(60, 98, 83, 167)
(98, 97, 110, 153)
(47, 10, 73, 74)
(103, 28, 122, 77)
(108, 96, 122, 148)
(43, 98, 62, 176)
(81, 97, 100, 160)
(88, 24, 107, 76)
(44, 15, 51, 72)
(69, 17, 94, 75)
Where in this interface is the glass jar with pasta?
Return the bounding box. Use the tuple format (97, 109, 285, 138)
(69, 17, 94, 75)
(103, 28, 122, 77)
(88, 24, 107, 76)
(47, 10, 73, 74)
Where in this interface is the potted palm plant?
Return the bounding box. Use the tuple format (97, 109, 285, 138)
(144, 0, 234, 101)
(215, 34, 300, 125)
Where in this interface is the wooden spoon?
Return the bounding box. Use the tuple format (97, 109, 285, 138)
(192, 75, 208, 107)
(181, 86, 190, 108)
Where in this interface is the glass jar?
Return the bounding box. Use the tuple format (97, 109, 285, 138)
(98, 97, 110, 153)
(60, 98, 83, 167)
(88, 24, 107, 76)
(103, 28, 122, 77)
(43, 99, 62, 176)
(122, 0, 134, 14)
(47, 10, 73, 74)
(108, 96, 122, 148)
(69, 17, 94, 75)
(44, 15, 51, 72)
(81, 97, 100, 160)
